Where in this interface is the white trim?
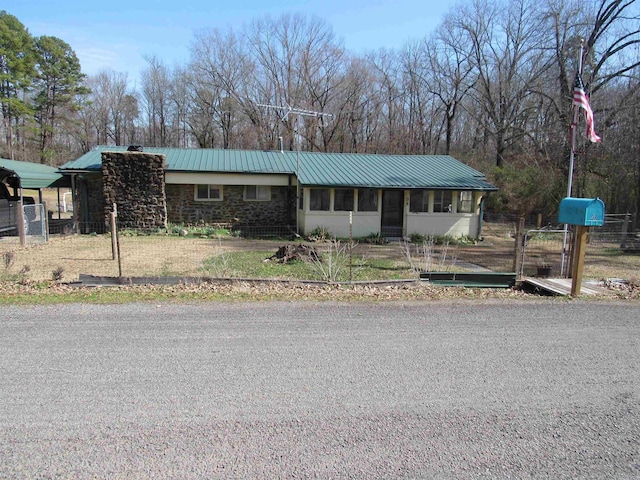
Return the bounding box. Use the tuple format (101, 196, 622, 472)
(166, 172, 291, 186)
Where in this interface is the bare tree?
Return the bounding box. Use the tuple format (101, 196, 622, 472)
(331, 57, 377, 153)
(421, 18, 476, 155)
(456, 0, 553, 167)
(190, 27, 254, 149)
(368, 49, 405, 153)
(82, 70, 137, 147)
(245, 14, 343, 150)
(168, 65, 192, 148)
(541, 0, 640, 200)
(141, 55, 172, 147)
(399, 40, 432, 154)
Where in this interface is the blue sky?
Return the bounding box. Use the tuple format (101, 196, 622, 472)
(9, 0, 457, 87)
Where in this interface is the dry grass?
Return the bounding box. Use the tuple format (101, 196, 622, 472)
(1, 225, 638, 284)
(1, 235, 243, 281)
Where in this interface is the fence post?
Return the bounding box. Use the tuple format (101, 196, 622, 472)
(111, 203, 123, 278)
(110, 204, 118, 261)
(513, 216, 525, 278)
(17, 200, 26, 247)
(621, 213, 631, 249)
(42, 201, 49, 242)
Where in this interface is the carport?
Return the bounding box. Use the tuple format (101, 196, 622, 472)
(0, 158, 71, 213)
(1, 159, 72, 242)
(0, 158, 70, 193)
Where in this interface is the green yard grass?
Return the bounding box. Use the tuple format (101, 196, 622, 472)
(197, 250, 411, 282)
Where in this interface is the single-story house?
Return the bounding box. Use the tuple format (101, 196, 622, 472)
(58, 146, 497, 238)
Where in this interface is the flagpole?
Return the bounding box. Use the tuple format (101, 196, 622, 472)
(561, 40, 584, 277)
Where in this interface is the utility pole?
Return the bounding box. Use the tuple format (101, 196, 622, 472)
(254, 102, 333, 235)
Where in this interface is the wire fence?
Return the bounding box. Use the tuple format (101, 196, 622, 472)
(1, 212, 638, 283)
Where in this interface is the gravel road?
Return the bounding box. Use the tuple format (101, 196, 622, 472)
(1, 300, 639, 478)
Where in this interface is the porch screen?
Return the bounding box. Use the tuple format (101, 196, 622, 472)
(433, 190, 453, 213)
(458, 191, 474, 213)
(334, 189, 354, 211)
(310, 188, 330, 211)
(410, 190, 429, 212)
(357, 189, 378, 212)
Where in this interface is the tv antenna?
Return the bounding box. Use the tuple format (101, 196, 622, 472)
(255, 101, 333, 148)
(254, 101, 333, 235)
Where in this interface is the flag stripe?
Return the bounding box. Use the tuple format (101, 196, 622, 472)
(572, 73, 601, 143)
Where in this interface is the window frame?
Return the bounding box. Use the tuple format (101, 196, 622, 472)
(458, 191, 474, 213)
(195, 184, 223, 201)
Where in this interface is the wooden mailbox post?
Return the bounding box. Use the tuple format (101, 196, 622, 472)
(558, 197, 605, 296)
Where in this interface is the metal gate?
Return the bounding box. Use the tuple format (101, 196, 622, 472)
(520, 228, 568, 278)
(23, 203, 47, 243)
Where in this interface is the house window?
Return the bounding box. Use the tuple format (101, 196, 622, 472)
(334, 188, 354, 211)
(196, 184, 222, 201)
(244, 185, 270, 201)
(310, 188, 330, 211)
(458, 191, 474, 213)
(409, 190, 429, 213)
(433, 190, 453, 213)
(357, 188, 378, 212)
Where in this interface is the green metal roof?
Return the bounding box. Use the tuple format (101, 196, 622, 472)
(0, 158, 70, 189)
(59, 146, 497, 191)
(296, 151, 496, 190)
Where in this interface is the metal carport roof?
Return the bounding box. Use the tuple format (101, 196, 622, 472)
(0, 158, 70, 189)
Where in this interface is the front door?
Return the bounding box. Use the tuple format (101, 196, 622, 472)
(381, 190, 404, 237)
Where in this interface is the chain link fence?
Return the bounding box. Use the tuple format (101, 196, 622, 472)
(488, 212, 639, 279)
(0, 204, 48, 245)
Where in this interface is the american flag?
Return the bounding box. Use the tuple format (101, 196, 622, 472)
(573, 72, 601, 143)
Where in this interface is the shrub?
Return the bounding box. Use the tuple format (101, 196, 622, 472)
(307, 226, 334, 242)
(409, 233, 426, 243)
(361, 232, 388, 245)
(52, 267, 64, 281)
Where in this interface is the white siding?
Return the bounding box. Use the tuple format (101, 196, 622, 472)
(299, 188, 484, 238)
(406, 213, 479, 238)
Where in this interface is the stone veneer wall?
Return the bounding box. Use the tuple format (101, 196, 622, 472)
(165, 184, 294, 226)
(102, 151, 167, 230)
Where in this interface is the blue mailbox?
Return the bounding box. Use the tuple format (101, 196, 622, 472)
(558, 197, 605, 226)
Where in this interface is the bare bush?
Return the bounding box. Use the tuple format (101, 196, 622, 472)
(306, 240, 364, 282)
(199, 239, 234, 278)
(401, 237, 458, 274)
